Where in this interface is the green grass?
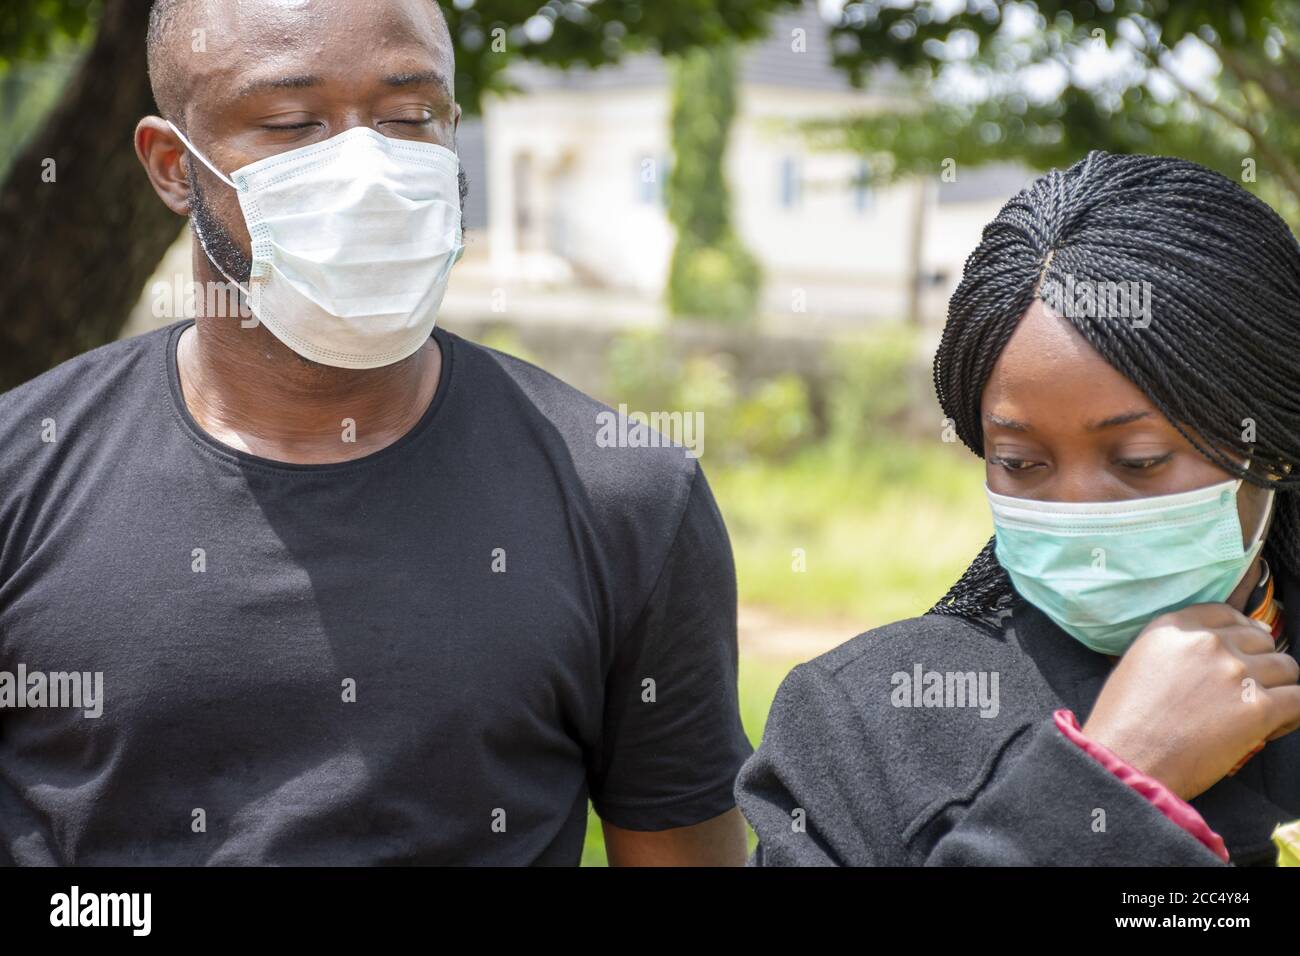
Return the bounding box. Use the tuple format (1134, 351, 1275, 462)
(713, 438, 992, 629)
(579, 438, 992, 864)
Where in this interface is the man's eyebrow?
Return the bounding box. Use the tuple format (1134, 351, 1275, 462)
(984, 413, 1031, 432)
(382, 70, 451, 94)
(234, 74, 321, 99)
(1085, 410, 1152, 431)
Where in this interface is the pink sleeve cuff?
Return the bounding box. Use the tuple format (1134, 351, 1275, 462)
(1053, 709, 1229, 863)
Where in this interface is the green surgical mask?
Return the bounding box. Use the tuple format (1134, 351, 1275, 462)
(987, 477, 1273, 656)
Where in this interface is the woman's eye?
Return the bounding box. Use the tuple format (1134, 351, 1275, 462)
(263, 123, 315, 131)
(385, 116, 433, 126)
(1116, 453, 1172, 470)
(991, 455, 1039, 472)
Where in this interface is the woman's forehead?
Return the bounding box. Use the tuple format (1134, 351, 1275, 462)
(981, 301, 1154, 418)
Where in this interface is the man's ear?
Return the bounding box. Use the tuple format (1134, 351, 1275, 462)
(135, 115, 192, 217)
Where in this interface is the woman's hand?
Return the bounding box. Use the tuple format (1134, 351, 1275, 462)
(1081, 602, 1300, 801)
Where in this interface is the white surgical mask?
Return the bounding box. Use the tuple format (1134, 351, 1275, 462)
(169, 121, 465, 369)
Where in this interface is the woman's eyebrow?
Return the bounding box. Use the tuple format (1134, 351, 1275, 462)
(984, 409, 1155, 432)
(1085, 410, 1153, 431)
(984, 413, 1031, 432)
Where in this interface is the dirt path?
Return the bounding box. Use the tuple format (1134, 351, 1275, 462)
(737, 605, 861, 661)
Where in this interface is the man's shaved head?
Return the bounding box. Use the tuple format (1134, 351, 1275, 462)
(146, 0, 453, 125)
(144, 0, 190, 123)
(140, 0, 466, 296)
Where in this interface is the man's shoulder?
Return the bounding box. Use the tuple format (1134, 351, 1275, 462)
(449, 330, 702, 515)
(0, 322, 172, 427)
(0, 324, 173, 515)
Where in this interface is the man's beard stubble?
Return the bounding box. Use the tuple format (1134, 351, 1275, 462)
(186, 154, 254, 286)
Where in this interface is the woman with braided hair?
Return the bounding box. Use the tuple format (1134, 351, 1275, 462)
(735, 150, 1300, 866)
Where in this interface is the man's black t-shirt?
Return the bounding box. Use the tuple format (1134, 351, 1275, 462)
(0, 320, 752, 864)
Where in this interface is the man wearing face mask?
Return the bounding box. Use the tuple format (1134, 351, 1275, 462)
(0, 0, 752, 865)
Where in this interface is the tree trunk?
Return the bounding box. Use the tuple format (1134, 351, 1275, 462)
(0, 0, 183, 391)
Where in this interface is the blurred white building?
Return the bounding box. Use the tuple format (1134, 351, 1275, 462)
(455, 2, 1032, 328)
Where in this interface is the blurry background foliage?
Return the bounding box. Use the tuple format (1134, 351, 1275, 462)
(811, 0, 1300, 228)
(0, 0, 97, 63)
(0, 0, 97, 177)
(665, 40, 762, 323)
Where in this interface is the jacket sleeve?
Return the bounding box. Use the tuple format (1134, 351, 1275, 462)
(1053, 708, 1228, 861)
(735, 661, 1231, 866)
(734, 662, 888, 865)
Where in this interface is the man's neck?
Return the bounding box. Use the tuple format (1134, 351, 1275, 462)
(176, 264, 442, 465)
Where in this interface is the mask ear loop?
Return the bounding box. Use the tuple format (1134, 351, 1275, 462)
(1237, 485, 1278, 626)
(1216, 449, 1275, 617)
(167, 120, 238, 189)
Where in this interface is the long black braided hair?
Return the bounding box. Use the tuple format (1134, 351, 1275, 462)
(928, 149, 1300, 624)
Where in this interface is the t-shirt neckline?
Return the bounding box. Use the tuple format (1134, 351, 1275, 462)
(163, 319, 455, 475)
